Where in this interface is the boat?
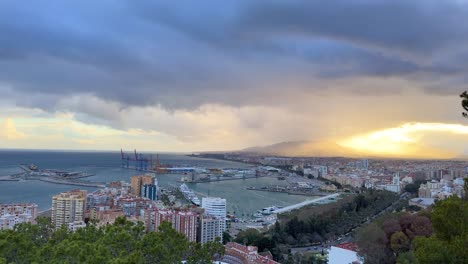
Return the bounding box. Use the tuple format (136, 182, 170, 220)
(179, 184, 201, 206)
(180, 176, 190, 182)
(261, 206, 281, 215)
(253, 212, 264, 218)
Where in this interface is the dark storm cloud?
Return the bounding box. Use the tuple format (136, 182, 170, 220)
(239, 1, 468, 55)
(0, 0, 467, 114)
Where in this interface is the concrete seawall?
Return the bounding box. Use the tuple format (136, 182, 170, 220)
(39, 177, 105, 188)
(272, 193, 341, 214)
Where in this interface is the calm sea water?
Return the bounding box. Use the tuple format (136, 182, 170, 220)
(0, 150, 307, 217)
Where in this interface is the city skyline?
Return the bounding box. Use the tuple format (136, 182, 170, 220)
(1, 1, 468, 158)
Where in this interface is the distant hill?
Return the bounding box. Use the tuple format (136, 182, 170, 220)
(241, 140, 364, 157)
(241, 140, 463, 160)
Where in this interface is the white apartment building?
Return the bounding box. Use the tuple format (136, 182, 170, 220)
(199, 216, 224, 244)
(51, 190, 87, 229)
(68, 220, 87, 232)
(0, 203, 38, 230)
(201, 197, 226, 231)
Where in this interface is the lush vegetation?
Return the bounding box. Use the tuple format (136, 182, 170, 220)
(404, 179, 427, 194)
(357, 196, 468, 264)
(235, 190, 399, 262)
(0, 217, 224, 264)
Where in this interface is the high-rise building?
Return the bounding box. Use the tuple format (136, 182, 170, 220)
(0, 203, 38, 230)
(362, 159, 369, 170)
(201, 197, 226, 231)
(356, 159, 369, 170)
(145, 209, 197, 242)
(130, 174, 155, 196)
(51, 190, 87, 229)
(198, 215, 224, 244)
(141, 184, 158, 200)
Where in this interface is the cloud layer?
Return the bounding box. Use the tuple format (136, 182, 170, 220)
(0, 1, 467, 153)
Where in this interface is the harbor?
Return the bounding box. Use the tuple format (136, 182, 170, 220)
(0, 164, 104, 188)
(121, 149, 282, 184)
(0, 151, 312, 218)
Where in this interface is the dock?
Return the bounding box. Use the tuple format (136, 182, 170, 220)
(246, 186, 328, 196)
(11, 164, 103, 188)
(0, 173, 25, 181)
(272, 193, 341, 214)
(178, 174, 276, 184)
(38, 177, 105, 188)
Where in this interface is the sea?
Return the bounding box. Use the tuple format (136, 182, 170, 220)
(0, 150, 308, 217)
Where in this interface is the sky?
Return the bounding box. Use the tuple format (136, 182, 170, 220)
(1, 0, 468, 158)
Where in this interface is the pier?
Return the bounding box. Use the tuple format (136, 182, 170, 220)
(272, 193, 341, 214)
(246, 186, 328, 196)
(38, 177, 105, 188)
(0, 173, 26, 181)
(0, 165, 104, 188)
(177, 174, 275, 183)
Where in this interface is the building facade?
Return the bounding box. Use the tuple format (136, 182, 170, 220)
(201, 197, 226, 231)
(144, 208, 197, 242)
(385, 173, 401, 193)
(0, 203, 38, 230)
(51, 190, 87, 229)
(141, 184, 158, 200)
(222, 242, 279, 264)
(198, 215, 224, 244)
(130, 174, 155, 196)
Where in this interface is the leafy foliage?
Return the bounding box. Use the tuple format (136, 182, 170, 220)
(403, 179, 426, 194)
(0, 217, 224, 264)
(358, 195, 468, 264)
(413, 196, 468, 264)
(236, 190, 399, 261)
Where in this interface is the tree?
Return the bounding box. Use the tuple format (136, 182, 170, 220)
(396, 251, 416, 264)
(464, 178, 468, 201)
(413, 236, 451, 264)
(390, 231, 410, 253)
(404, 180, 426, 194)
(222, 231, 231, 244)
(413, 196, 468, 263)
(382, 218, 401, 238)
(460, 91, 468, 117)
(398, 214, 414, 235)
(0, 216, 224, 263)
(357, 223, 394, 264)
(410, 216, 432, 237)
(235, 228, 263, 246)
(0, 229, 38, 264)
(430, 196, 467, 241)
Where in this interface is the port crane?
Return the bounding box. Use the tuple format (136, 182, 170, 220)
(120, 149, 167, 172)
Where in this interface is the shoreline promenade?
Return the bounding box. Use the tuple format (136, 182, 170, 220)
(272, 193, 341, 214)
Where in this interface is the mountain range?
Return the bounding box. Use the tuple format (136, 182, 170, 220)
(241, 140, 363, 157)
